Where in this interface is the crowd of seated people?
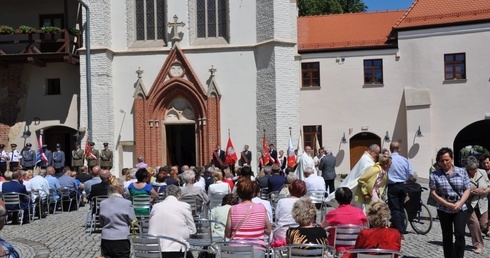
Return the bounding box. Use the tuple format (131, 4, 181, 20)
(0, 161, 407, 258)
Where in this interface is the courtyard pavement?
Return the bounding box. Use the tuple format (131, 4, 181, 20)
(0, 179, 488, 257)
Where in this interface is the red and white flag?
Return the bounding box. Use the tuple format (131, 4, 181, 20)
(262, 134, 270, 165)
(225, 137, 238, 165)
(287, 135, 296, 167)
(85, 133, 96, 159)
(37, 133, 48, 163)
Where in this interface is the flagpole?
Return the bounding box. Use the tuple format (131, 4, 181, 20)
(289, 127, 292, 137)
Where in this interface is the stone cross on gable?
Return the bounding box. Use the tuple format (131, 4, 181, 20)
(136, 67, 143, 79)
(209, 65, 217, 77)
(167, 15, 186, 46)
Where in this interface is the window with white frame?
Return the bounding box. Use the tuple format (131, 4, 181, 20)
(196, 0, 227, 39)
(135, 0, 165, 41)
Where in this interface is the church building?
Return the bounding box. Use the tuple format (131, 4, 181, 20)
(0, 0, 300, 174)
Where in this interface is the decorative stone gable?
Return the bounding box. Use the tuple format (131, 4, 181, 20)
(133, 45, 221, 166)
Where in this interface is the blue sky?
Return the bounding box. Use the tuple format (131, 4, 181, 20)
(363, 0, 414, 11)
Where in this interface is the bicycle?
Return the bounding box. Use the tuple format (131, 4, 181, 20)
(404, 186, 433, 235)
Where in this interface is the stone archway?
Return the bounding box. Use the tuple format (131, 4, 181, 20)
(42, 126, 78, 167)
(453, 120, 490, 166)
(162, 97, 197, 167)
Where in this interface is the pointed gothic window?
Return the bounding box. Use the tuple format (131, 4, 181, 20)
(135, 0, 166, 41)
(196, 0, 227, 39)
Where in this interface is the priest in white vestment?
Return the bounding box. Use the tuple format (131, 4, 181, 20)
(295, 146, 316, 180)
(326, 144, 380, 206)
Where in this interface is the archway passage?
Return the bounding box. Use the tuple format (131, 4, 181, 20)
(349, 132, 381, 169)
(42, 126, 77, 167)
(165, 124, 196, 167)
(453, 120, 490, 166)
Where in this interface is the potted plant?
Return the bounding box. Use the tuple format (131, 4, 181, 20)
(17, 25, 36, 34)
(41, 26, 60, 34)
(0, 25, 15, 35)
(69, 28, 81, 36)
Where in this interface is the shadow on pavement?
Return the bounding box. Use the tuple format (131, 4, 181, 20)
(428, 240, 443, 246)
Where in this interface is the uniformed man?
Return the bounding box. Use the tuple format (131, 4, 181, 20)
(40, 144, 53, 169)
(21, 143, 36, 170)
(8, 143, 21, 171)
(71, 142, 85, 173)
(100, 142, 113, 170)
(86, 142, 100, 172)
(52, 143, 65, 174)
(0, 144, 8, 173)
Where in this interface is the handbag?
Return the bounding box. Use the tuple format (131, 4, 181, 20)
(230, 203, 254, 240)
(444, 174, 473, 214)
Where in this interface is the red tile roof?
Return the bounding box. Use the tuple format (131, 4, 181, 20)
(298, 11, 405, 51)
(394, 0, 490, 29)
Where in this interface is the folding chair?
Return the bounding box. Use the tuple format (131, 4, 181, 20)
(325, 224, 366, 256)
(30, 189, 49, 220)
(260, 187, 269, 200)
(268, 191, 289, 222)
(345, 248, 401, 258)
(216, 240, 269, 258)
(180, 195, 204, 218)
(157, 192, 166, 202)
(131, 215, 151, 235)
(88, 195, 108, 235)
(208, 192, 227, 210)
(49, 188, 61, 215)
(2, 192, 31, 225)
(270, 223, 299, 257)
(285, 243, 335, 258)
(128, 233, 189, 258)
(306, 190, 329, 219)
(131, 195, 152, 215)
(60, 187, 78, 212)
(188, 218, 226, 256)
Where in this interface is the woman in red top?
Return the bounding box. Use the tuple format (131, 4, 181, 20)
(343, 200, 402, 258)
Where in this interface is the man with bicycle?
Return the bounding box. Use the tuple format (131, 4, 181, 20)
(387, 142, 416, 234)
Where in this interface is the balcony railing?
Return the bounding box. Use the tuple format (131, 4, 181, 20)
(0, 29, 80, 66)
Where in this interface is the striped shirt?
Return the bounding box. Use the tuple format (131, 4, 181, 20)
(230, 202, 267, 249)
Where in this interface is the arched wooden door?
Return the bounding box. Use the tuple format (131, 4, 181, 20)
(349, 132, 381, 169)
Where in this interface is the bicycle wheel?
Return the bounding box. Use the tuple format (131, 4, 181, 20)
(409, 203, 433, 235)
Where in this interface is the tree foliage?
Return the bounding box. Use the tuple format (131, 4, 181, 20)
(298, 0, 367, 16)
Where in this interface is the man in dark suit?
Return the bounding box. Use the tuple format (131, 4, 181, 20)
(267, 164, 287, 193)
(269, 144, 278, 165)
(2, 171, 30, 224)
(318, 148, 337, 195)
(239, 145, 252, 166)
(212, 144, 225, 169)
(89, 170, 111, 214)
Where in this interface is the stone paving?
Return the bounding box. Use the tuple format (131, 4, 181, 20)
(0, 180, 489, 257)
(1, 205, 100, 258)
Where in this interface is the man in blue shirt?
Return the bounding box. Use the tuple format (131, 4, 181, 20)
(45, 166, 61, 212)
(387, 142, 415, 234)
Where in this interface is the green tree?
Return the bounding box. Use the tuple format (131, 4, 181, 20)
(298, 0, 367, 16)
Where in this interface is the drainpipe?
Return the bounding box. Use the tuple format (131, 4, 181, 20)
(76, 0, 92, 140)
